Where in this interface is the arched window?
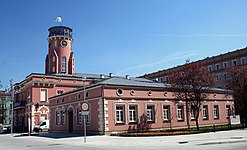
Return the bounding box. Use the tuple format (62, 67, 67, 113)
(62, 56, 66, 72)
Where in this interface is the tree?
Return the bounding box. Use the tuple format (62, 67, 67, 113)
(169, 61, 215, 130)
(225, 65, 247, 127)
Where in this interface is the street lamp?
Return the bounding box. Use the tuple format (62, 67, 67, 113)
(28, 95, 31, 136)
(10, 79, 14, 135)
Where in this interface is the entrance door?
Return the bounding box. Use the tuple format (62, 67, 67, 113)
(68, 111, 73, 132)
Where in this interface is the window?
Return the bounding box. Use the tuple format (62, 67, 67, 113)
(52, 66, 55, 72)
(116, 89, 124, 96)
(40, 89, 47, 102)
(54, 40, 57, 48)
(213, 105, 219, 119)
(129, 105, 137, 123)
(232, 60, 237, 66)
(52, 56, 55, 62)
(208, 65, 212, 72)
(61, 110, 65, 125)
(177, 105, 184, 121)
(146, 105, 155, 122)
(223, 62, 228, 69)
(62, 56, 66, 72)
(57, 90, 63, 95)
(241, 57, 246, 65)
(116, 106, 125, 123)
(77, 109, 83, 125)
(191, 107, 196, 120)
(215, 64, 220, 71)
(56, 111, 60, 125)
(202, 105, 208, 120)
(226, 105, 231, 118)
(85, 112, 90, 125)
(77, 109, 90, 125)
(216, 74, 221, 81)
(163, 105, 170, 121)
(223, 73, 227, 80)
(164, 76, 169, 82)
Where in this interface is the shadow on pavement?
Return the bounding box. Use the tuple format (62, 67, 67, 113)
(37, 132, 98, 139)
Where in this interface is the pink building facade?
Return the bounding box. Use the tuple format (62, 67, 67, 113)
(49, 77, 234, 134)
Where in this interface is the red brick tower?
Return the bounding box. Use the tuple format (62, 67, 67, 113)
(45, 26, 74, 74)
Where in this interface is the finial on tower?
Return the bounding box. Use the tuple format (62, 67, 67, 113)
(55, 16, 62, 26)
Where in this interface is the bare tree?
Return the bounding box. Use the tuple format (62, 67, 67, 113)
(225, 65, 247, 127)
(169, 61, 215, 130)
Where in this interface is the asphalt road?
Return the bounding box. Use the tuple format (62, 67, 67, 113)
(0, 129, 247, 150)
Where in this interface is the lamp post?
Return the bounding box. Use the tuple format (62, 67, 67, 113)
(83, 77, 86, 143)
(28, 95, 31, 136)
(10, 79, 14, 135)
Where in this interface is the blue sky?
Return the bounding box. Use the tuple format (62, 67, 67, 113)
(1, 0, 247, 89)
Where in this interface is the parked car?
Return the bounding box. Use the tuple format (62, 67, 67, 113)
(0, 124, 10, 133)
(0, 124, 3, 133)
(33, 120, 49, 132)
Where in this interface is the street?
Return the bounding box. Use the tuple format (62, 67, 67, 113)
(0, 129, 247, 150)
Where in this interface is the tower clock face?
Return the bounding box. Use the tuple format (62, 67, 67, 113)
(61, 40, 68, 47)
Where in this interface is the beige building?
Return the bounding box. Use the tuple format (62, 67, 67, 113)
(141, 47, 247, 89)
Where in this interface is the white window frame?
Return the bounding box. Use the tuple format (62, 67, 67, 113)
(56, 90, 64, 95)
(232, 59, 237, 66)
(146, 105, 155, 122)
(116, 105, 125, 123)
(241, 57, 246, 65)
(129, 105, 137, 123)
(56, 111, 60, 125)
(62, 56, 66, 72)
(213, 105, 219, 119)
(61, 110, 65, 125)
(52, 66, 55, 72)
(52, 56, 56, 62)
(215, 64, 220, 71)
(85, 112, 91, 125)
(40, 89, 47, 102)
(77, 109, 83, 125)
(226, 105, 230, 118)
(191, 108, 196, 120)
(208, 65, 212, 72)
(177, 105, 184, 121)
(223, 62, 228, 69)
(202, 105, 208, 120)
(163, 105, 170, 121)
(54, 40, 57, 48)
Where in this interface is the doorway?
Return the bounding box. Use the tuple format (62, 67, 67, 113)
(68, 109, 73, 132)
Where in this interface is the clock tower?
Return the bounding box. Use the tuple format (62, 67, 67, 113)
(45, 26, 74, 74)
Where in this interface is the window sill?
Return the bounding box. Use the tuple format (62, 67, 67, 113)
(128, 121, 137, 124)
(163, 120, 171, 123)
(115, 122, 125, 125)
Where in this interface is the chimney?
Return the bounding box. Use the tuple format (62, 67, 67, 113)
(126, 75, 130, 79)
(109, 73, 113, 77)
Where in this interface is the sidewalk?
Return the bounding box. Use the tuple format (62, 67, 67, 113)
(7, 129, 247, 149)
(35, 129, 247, 147)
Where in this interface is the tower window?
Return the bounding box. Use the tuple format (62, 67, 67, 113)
(54, 40, 57, 48)
(52, 66, 55, 72)
(52, 56, 55, 62)
(62, 56, 66, 73)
